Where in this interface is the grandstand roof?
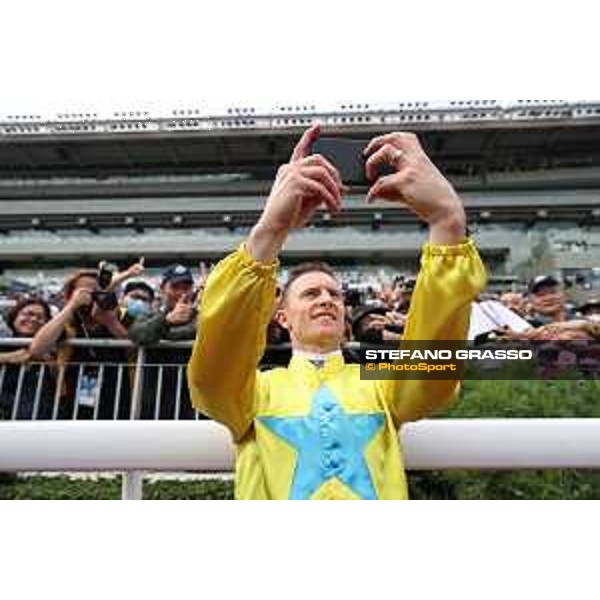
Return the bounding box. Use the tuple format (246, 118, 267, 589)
(1, 102, 599, 272)
(1, 102, 600, 181)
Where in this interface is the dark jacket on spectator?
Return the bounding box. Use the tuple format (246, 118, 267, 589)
(128, 308, 197, 346)
(127, 308, 198, 419)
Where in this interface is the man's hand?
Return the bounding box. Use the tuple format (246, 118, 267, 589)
(66, 288, 93, 313)
(125, 257, 145, 278)
(90, 304, 129, 339)
(385, 311, 407, 329)
(248, 124, 344, 262)
(366, 314, 387, 331)
(364, 132, 466, 245)
(166, 298, 195, 326)
(108, 257, 146, 291)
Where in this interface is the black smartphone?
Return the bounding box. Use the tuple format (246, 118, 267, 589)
(311, 137, 395, 185)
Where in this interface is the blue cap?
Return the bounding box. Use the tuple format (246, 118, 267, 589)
(161, 264, 193, 286)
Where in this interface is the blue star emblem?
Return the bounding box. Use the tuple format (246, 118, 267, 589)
(258, 385, 384, 499)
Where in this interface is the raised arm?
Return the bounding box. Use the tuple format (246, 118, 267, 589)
(29, 289, 91, 358)
(188, 124, 344, 441)
(187, 247, 278, 441)
(364, 132, 487, 424)
(247, 124, 343, 262)
(107, 258, 145, 291)
(384, 239, 486, 424)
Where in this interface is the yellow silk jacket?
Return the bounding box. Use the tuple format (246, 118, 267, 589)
(188, 239, 486, 499)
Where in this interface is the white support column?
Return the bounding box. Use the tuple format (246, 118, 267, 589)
(122, 471, 144, 500)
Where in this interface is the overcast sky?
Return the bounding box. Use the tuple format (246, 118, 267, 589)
(0, 1, 596, 118)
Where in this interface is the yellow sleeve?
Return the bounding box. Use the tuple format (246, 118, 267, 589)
(187, 244, 278, 441)
(377, 238, 487, 426)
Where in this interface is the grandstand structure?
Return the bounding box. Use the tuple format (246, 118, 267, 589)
(1, 99, 600, 283)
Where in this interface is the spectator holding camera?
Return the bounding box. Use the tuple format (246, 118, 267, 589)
(29, 269, 130, 419)
(29, 269, 127, 357)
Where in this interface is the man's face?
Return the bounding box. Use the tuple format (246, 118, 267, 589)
(161, 280, 193, 310)
(530, 285, 566, 316)
(279, 271, 345, 352)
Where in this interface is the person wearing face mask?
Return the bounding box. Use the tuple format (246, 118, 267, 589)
(119, 281, 155, 328)
(128, 265, 198, 345)
(188, 125, 487, 500)
(128, 265, 199, 419)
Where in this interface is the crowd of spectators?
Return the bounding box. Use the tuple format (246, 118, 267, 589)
(1, 256, 599, 420)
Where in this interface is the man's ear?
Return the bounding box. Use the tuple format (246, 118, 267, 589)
(275, 308, 290, 331)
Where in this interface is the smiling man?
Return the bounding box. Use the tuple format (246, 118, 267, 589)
(278, 262, 344, 354)
(188, 125, 487, 499)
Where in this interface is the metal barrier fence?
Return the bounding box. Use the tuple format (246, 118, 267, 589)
(0, 337, 342, 421)
(0, 337, 255, 422)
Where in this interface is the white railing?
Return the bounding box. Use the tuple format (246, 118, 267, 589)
(2, 419, 600, 499)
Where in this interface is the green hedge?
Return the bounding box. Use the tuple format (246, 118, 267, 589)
(0, 476, 234, 500)
(405, 379, 600, 500)
(446, 379, 600, 419)
(2, 379, 599, 499)
(3, 469, 600, 500)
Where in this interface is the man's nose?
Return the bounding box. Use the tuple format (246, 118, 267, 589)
(317, 290, 335, 304)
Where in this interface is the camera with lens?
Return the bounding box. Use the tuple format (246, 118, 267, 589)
(92, 261, 118, 311)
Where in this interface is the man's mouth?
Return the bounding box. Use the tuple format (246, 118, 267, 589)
(313, 312, 337, 321)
